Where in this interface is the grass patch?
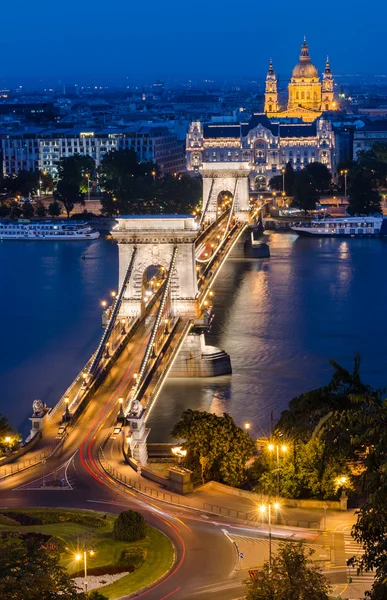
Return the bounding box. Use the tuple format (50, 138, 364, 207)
(0, 508, 174, 599)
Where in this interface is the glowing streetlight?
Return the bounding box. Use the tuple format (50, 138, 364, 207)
(74, 546, 95, 592)
(244, 422, 251, 431)
(268, 442, 288, 496)
(259, 503, 280, 571)
(171, 446, 187, 464)
(340, 169, 348, 198)
(101, 300, 107, 308)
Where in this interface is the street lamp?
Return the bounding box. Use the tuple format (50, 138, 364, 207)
(340, 169, 348, 199)
(121, 317, 126, 335)
(171, 446, 187, 465)
(259, 503, 280, 571)
(118, 397, 124, 420)
(268, 443, 288, 497)
(85, 173, 90, 202)
(64, 397, 70, 420)
(282, 168, 285, 194)
(75, 546, 95, 593)
(244, 422, 251, 431)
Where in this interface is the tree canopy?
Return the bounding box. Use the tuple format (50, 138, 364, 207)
(292, 169, 319, 213)
(98, 148, 201, 216)
(0, 533, 79, 600)
(244, 542, 330, 600)
(171, 409, 255, 486)
(347, 167, 381, 216)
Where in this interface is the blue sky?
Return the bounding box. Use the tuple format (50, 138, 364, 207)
(1, 0, 385, 80)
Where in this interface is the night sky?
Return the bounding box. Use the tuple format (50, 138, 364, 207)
(2, 0, 385, 80)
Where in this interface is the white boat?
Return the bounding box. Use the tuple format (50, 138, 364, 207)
(0, 219, 100, 240)
(291, 215, 387, 237)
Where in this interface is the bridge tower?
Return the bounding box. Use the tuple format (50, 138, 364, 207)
(111, 216, 199, 319)
(201, 163, 251, 224)
(111, 215, 231, 377)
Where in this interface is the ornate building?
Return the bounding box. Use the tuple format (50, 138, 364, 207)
(186, 114, 336, 190)
(264, 38, 337, 122)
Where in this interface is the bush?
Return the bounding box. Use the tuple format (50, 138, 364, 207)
(119, 547, 147, 569)
(0, 510, 107, 528)
(0, 514, 19, 526)
(113, 510, 147, 542)
(1, 512, 42, 525)
(86, 592, 108, 600)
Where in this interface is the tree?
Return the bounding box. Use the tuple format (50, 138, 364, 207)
(347, 167, 381, 215)
(0, 413, 20, 455)
(56, 155, 95, 189)
(345, 396, 387, 599)
(245, 542, 330, 600)
(39, 171, 54, 194)
(21, 201, 34, 219)
(171, 410, 255, 486)
(84, 591, 108, 600)
(305, 162, 332, 194)
(112, 510, 147, 542)
(9, 201, 22, 219)
(292, 169, 319, 213)
(0, 533, 79, 600)
(284, 161, 295, 196)
(55, 180, 84, 218)
(14, 170, 39, 198)
(35, 201, 47, 217)
(269, 175, 283, 192)
(48, 201, 62, 217)
(0, 202, 10, 217)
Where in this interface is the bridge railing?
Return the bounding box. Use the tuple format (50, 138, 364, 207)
(88, 246, 137, 378)
(98, 450, 321, 529)
(129, 246, 178, 407)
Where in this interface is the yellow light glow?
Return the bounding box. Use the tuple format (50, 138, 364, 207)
(5, 436, 11, 443)
(268, 444, 275, 451)
(75, 554, 82, 561)
(281, 445, 287, 452)
(273, 503, 280, 510)
(259, 505, 266, 513)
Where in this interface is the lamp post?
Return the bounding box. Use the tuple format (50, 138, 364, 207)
(64, 397, 70, 421)
(118, 397, 124, 421)
(340, 169, 348, 199)
(85, 173, 90, 203)
(282, 168, 285, 195)
(259, 502, 280, 572)
(75, 546, 95, 593)
(268, 443, 288, 497)
(171, 446, 187, 465)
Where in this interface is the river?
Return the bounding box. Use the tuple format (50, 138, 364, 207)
(1, 232, 387, 440)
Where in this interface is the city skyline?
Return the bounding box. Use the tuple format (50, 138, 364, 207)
(1, 0, 386, 79)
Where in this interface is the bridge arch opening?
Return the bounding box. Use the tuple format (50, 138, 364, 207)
(216, 190, 233, 217)
(141, 264, 166, 315)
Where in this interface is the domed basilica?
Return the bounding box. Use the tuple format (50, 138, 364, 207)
(264, 38, 337, 122)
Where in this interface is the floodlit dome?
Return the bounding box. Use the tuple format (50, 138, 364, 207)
(291, 38, 319, 80)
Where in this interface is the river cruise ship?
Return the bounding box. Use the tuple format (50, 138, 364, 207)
(0, 219, 100, 240)
(291, 216, 387, 237)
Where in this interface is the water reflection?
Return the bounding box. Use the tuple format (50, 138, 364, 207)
(148, 233, 387, 441)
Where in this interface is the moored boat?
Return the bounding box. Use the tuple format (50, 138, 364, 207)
(291, 216, 387, 237)
(0, 219, 100, 240)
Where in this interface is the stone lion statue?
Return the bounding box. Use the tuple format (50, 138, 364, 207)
(130, 399, 142, 417)
(32, 399, 44, 415)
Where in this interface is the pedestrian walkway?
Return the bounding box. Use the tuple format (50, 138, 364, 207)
(99, 441, 357, 533)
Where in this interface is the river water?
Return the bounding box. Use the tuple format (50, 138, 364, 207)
(1, 233, 387, 440)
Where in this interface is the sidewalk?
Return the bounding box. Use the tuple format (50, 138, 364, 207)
(100, 440, 357, 532)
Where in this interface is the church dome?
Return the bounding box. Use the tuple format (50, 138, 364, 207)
(291, 38, 319, 80)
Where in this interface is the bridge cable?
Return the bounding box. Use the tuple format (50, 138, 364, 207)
(88, 246, 138, 377)
(196, 177, 238, 265)
(128, 246, 178, 408)
(199, 178, 214, 229)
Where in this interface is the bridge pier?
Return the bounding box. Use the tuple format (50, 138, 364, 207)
(170, 331, 231, 377)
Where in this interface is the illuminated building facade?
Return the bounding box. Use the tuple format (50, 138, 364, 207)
(264, 38, 337, 122)
(186, 115, 336, 190)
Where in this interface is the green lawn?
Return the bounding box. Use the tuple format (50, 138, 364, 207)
(0, 508, 174, 599)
